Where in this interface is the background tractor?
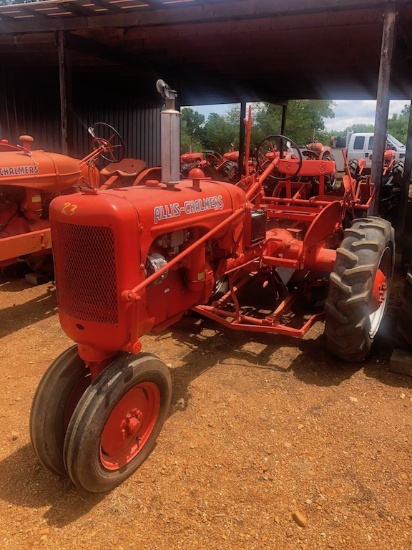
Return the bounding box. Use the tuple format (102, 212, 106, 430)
(348, 147, 405, 215)
(0, 122, 142, 275)
(180, 149, 240, 182)
(30, 81, 394, 493)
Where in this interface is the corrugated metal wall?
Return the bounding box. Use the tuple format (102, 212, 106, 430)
(0, 67, 161, 167)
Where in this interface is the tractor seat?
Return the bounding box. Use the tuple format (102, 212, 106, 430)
(100, 158, 146, 178)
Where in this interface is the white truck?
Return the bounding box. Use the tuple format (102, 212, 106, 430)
(346, 131, 406, 167)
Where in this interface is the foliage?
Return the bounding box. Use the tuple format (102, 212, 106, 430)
(203, 113, 238, 153)
(180, 108, 205, 153)
(387, 104, 410, 144)
(251, 100, 335, 148)
(179, 100, 336, 155)
(345, 123, 375, 134)
(179, 99, 411, 157)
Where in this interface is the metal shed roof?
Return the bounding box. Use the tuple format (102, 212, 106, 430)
(1, 0, 412, 105)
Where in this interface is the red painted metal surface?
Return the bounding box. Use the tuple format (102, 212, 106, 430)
(48, 108, 377, 369)
(100, 382, 160, 470)
(0, 126, 132, 268)
(370, 268, 387, 313)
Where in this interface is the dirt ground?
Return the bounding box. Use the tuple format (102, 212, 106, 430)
(0, 258, 411, 550)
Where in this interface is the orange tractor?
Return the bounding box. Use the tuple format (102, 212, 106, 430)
(0, 123, 142, 273)
(180, 149, 240, 181)
(348, 147, 405, 215)
(30, 82, 394, 493)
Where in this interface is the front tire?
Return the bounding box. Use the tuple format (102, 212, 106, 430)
(325, 217, 394, 361)
(63, 352, 172, 493)
(30, 345, 91, 476)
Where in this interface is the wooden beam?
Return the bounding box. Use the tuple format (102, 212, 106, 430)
(59, 2, 97, 17)
(0, 0, 392, 34)
(63, 31, 162, 73)
(92, 0, 123, 13)
(238, 101, 246, 179)
(370, 2, 397, 216)
(56, 30, 71, 155)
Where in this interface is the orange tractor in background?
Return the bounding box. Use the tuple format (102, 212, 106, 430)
(348, 146, 405, 215)
(29, 82, 394, 493)
(0, 123, 145, 274)
(180, 149, 240, 181)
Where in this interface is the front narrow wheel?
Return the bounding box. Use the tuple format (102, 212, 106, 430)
(325, 217, 394, 361)
(63, 353, 172, 493)
(30, 345, 91, 476)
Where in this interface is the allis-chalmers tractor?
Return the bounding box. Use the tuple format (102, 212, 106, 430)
(0, 123, 130, 273)
(30, 82, 394, 493)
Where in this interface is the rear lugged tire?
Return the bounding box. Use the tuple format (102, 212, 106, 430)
(325, 217, 394, 361)
(63, 352, 172, 493)
(391, 160, 404, 187)
(348, 159, 360, 179)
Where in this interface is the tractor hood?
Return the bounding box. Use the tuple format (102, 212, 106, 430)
(0, 149, 81, 192)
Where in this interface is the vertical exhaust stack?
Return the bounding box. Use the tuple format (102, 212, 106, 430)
(156, 79, 180, 186)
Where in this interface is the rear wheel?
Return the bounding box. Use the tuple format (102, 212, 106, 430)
(30, 346, 91, 476)
(348, 159, 360, 179)
(391, 160, 404, 186)
(63, 352, 172, 493)
(325, 217, 394, 361)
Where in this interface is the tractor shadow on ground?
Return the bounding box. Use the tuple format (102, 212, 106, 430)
(159, 316, 356, 412)
(0, 283, 57, 339)
(0, 444, 104, 525)
(161, 311, 412, 414)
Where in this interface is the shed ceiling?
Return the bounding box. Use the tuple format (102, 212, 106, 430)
(0, 0, 412, 105)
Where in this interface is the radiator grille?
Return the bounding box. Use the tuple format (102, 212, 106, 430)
(51, 221, 118, 324)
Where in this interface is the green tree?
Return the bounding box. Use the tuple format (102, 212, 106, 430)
(345, 123, 375, 134)
(252, 100, 335, 148)
(203, 112, 238, 153)
(387, 104, 410, 144)
(180, 108, 205, 153)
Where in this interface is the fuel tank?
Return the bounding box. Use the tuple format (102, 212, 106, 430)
(0, 149, 81, 192)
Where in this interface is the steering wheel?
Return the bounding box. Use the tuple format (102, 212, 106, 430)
(88, 122, 125, 163)
(255, 134, 303, 181)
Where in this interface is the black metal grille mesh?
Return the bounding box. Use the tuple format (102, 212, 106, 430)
(51, 220, 118, 324)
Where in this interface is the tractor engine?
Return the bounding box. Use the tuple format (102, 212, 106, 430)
(49, 175, 249, 362)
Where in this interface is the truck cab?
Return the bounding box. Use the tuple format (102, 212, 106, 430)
(346, 132, 406, 167)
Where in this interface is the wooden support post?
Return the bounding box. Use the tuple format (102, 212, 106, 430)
(56, 30, 72, 155)
(370, 2, 397, 216)
(238, 101, 246, 179)
(281, 104, 288, 135)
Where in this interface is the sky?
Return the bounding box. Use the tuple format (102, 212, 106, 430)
(188, 100, 410, 132)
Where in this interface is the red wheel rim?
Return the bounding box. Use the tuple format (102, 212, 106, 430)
(370, 268, 387, 314)
(100, 382, 160, 470)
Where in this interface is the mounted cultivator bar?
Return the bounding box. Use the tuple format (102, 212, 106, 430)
(30, 83, 394, 493)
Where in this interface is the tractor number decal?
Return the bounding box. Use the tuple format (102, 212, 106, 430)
(0, 165, 39, 176)
(61, 202, 78, 216)
(154, 195, 224, 224)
